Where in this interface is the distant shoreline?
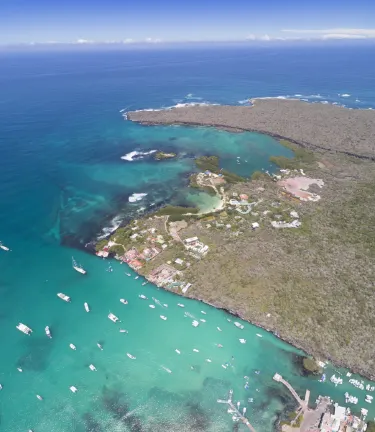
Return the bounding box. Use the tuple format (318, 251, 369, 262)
(127, 99, 375, 161)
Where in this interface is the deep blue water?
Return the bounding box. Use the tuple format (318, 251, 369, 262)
(0, 45, 375, 432)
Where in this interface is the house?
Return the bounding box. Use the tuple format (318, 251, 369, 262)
(240, 194, 249, 201)
(129, 259, 143, 270)
(184, 236, 198, 244)
(252, 222, 260, 229)
(175, 258, 184, 265)
(124, 248, 138, 261)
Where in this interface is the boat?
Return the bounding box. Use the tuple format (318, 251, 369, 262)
(227, 319, 231, 322)
(217, 344, 223, 348)
(126, 273, 131, 277)
(319, 373, 326, 382)
(97, 343, 103, 350)
(200, 319, 206, 323)
(149, 305, 155, 309)
(69, 343, 76, 350)
(70, 386, 78, 393)
(206, 359, 212, 363)
(330, 374, 343, 386)
(163, 304, 168, 308)
(201, 311, 206, 315)
(57, 293, 71, 302)
(134, 276, 139, 280)
(222, 364, 227, 369)
(142, 282, 148, 286)
(16, 323, 32, 335)
(138, 294, 147, 300)
(217, 327, 222, 332)
(256, 334, 263, 338)
(17, 367, 23, 372)
(45, 326, 52, 338)
(36, 395, 43, 400)
(89, 364, 97, 371)
(234, 322, 244, 330)
(127, 353, 136, 360)
(120, 299, 128, 305)
(192, 320, 199, 327)
(239, 339, 246, 344)
(161, 366, 172, 374)
(177, 303, 185, 308)
(108, 313, 119, 323)
(72, 256, 86, 275)
(0, 242, 9, 251)
(84, 302, 90, 312)
(175, 349, 181, 354)
(0, 384, 2, 390)
(160, 315, 167, 321)
(193, 348, 199, 353)
(119, 329, 128, 333)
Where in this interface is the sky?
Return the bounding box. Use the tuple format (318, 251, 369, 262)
(1, 0, 375, 45)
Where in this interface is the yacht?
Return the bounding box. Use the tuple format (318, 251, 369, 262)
(177, 303, 185, 308)
(119, 329, 128, 333)
(138, 294, 147, 300)
(89, 364, 97, 371)
(69, 343, 76, 350)
(222, 364, 227, 369)
(234, 322, 244, 330)
(72, 256, 86, 275)
(201, 311, 206, 315)
(256, 334, 263, 338)
(97, 343, 103, 350)
(206, 359, 212, 363)
(127, 353, 136, 360)
(57, 293, 71, 302)
(17, 367, 23, 372)
(120, 299, 128, 305)
(70, 386, 78, 393)
(149, 304, 156, 309)
(84, 302, 90, 312)
(134, 276, 139, 280)
(193, 349, 199, 353)
(217, 327, 222, 332)
(126, 273, 131, 277)
(36, 395, 43, 401)
(16, 323, 32, 335)
(192, 320, 199, 327)
(0, 242, 9, 251)
(175, 349, 181, 354)
(239, 339, 246, 344)
(108, 313, 119, 323)
(160, 315, 167, 321)
(45, 326, 52, 338)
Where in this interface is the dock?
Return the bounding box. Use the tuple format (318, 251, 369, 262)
(217, 390, 257, 432)
(273, 373, 309, 411)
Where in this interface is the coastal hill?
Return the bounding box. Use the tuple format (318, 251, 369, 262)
(127, 99, 375, 160)
(107, 101, 375, 378)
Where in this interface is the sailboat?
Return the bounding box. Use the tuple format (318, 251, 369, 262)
(72, 257, 86, 275)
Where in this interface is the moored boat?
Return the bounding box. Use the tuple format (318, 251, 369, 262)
(142, 282, 147, 286)
(45, 326, 52, 338)
(120, 298, 128, 305)
(72, 256, 86, 275)
(175, 349, 181, 354)
(234, 322, 244, 330)
(16, 323, 32, 335)
(89, 364, 97, 371)
(126, 273, 131, 276)
(149, 304, 155, 309)
(256, 333, 263, 338)
(36, 395, 43, 400)
(69, 343, 76, 350)
(57, 293, 71, 302)
(119, 329, 128, 333)
(127, 353, 136, 360)
(177, 303, 185, 308)
(84, 302, 90, 312)
(138, 294, 147, 300)
(239, 338, 246, 344)
(97, 343, 103, 350)
(217, 327, 222, 332)
(0, 242, 10, 251)
(108, 312, 119, 323)
(160, 315, 167, 321)
(70, 386, 78, 393)
(192, 320, 199, 327)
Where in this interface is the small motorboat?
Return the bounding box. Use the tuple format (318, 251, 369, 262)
(201, 311, 206, 315)
(239, 339, 246, 344)
(161, 366, 172, 374)
(57, 293, 71, 302)
(97, 343, 103, 350)
(192, 320, 199, 327)
(134, 276, 139, 280)
(126, 273, 131, 277)
(0, 242, 10, 251)
(142, 282, 148, 286)
(119, 329, 128, 333)
(217, 327, 222, 332)
(222, 364, 227, 369)
(193, 349, 199, 353)
(234, 322, 244, 330)
(206, 359, 212, 363)
(227, 318, 231, 322)
(217, 344, 223, 348)
(70, 386, 78, 393)
(36, 395, 43, 401)
(84, 302, 90, 312)
(256, 333, 263, 338)
(16, 323, 32, 335)
(200, 319, 206, 323)
(89, 364, 97, 371)
(45, 326, 52, 338)
(17, 367, 23, 372)
(138, 294, 147, 300)
(69, 343, 76, 350)
(108, 313, 119, 323)
(0, 384, 2, 390)
(177, 303, 185, 308)
(120, 299, 128, 305)
(160, 315, 167, 321)
(72, 256, 86, 275)
(163, 304, 168, 308)
(127, 353, 136, 360)
(175, 349, 181, 354)
(149, 305, 155, 309)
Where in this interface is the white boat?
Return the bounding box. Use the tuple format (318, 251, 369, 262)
(149, 304, 155, 309)
(89, 364, 97, 371)
(0, 242, 9, 251)
(16, 323, 32, 335)
(72, 256, 86, 275)
(45, 326, 52, 338)
(127, 353, 136, 360)
(256, 334, 263, 338)
(160, 315, 167, 321)
(222, 364, 227, 369)
(97, 343, 103, 350)
(177, 303, 185, 308)
(126, 273, 131, 277)
(163, 304, 168, 308)
(175, 349, 181, 354)
(134, 276, 139, 280)
(36, 395, 43, 400)
(17, 367, 23, 372)
(69, 343, 76, 350)
(108, 313, 119, 323)
(201, 311, 206, 315)
(239, 338, 246, 344)
(217, 327, 222, 332)
(234, 322, 244, 330)
(161, 366, 172, 374)
(57, 293, 71, 302)
(138, 294, 147, 300)
(206, 359, 212, 363)
(142, 282, 148, 286)
(193, 349, 199, 353)
(119, 329, 128, 333)
(200, 319, 206, 323)
(192, 320, 199, 327)
(227, 318, 231, 322)
(120, 299, 128, 305)
(84, 302, 90, 312)
(0, 384, 2, 390)
(70, 386, 78, 393)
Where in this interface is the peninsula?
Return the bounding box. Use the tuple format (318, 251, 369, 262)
(99, 100, 375, 378)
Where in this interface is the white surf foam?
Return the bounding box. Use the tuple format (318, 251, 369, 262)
(121, 150, 157, 162)
(129, 193, 147, 203)
(339, 93, 351, 98)
(97, 215, 123, 240)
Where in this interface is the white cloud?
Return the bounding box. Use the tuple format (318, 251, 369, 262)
(145, 37, 162, 43)
(75, 39, 94, 44)
(321, 33, 367, 40)
(122, 38, 134, 44)
(282, 28, 375, 39)
(245, 34, 276, 41)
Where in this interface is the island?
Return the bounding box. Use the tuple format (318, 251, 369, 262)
(153, 151, 177, 160)
(98, 100, 375, 379)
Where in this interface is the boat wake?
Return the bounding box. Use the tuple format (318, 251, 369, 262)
(121, 150, 157, 162)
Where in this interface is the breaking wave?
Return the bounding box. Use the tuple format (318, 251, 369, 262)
(97, 215, 123, 240)
(128, 193, 147, 203)
(121, 150, 157, 162)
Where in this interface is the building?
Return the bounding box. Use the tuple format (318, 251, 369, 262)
(175, 258, 184, 265)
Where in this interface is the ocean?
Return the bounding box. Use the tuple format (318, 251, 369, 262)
(0, 44, 375, 432)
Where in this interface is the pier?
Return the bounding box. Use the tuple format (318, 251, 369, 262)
(273, 373, 309, 411)
(217, 390, 257, 431)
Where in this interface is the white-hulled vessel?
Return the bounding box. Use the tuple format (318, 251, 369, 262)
(69, 343, 76, 350)
(256, 333, 263, 338)
(57, 293, 71, 302)
(97, 343, 103, 350)
(108, 313, 119, 323)
(142, 281, 148, 286)
(70, 386, 78, 393)
(84, 302, 90, 312)
(126, 273, 131, 277)
(160, 315, 167, 321)
(149, 304, 155, 309)
(234, 322, 244, 330)
(120, 299, 128, 305)
(138, 294, 147, 300)
(0, 384, 2, 390)
(127, 353, 136, 360)
(45, 326, 52, 338)
(177, 303, 185, 308)
(0, 242, 9, 251)
(239, 338, 246, 344)
(89, 364, 97, 371)
(16, 323, 32, 335)
(192, 320, 199, 327)
(119, 329, 128, 333)
(72, 256, 86, 275)
(134, 276, 139, 280)
(217, 327, 222, 332)
(36, 395, 43, 400)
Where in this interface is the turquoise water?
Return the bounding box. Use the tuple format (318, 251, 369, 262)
(1, 47, 375, 431)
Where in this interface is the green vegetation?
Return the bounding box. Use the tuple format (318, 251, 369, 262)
(95, 238, 108, 252)
(302, 358, 322, 375)
(109, 244, 125, 256)
(271, 139, 315, 169)
(155, 205, 199, 216)
(280, 412, 303, 428)
(367, 421, 375, 432)
(154, 151, 176, 160)
(195, 155, 246, 183)
(251, 170, 268, 181)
